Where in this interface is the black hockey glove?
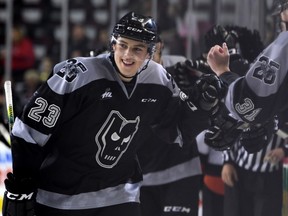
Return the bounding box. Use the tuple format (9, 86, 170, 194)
(188, 57, 213, 74)
(205, 25, 239, 53)
(204, 25, 244, 64)
(2, 172, 37, 216)
(189, 73, 225, 115)
(240, 117, 278, 153)
(204, 110, 248, 151)
(166, 59, 203, 90)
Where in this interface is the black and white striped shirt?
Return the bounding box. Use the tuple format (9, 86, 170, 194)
(223, 134, 285, 172)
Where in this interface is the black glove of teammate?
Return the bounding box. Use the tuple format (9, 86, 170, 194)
(2, 172, 37, 216)
(179, 74, 224, 114)
(204, 25, 239, 53)
(166, 58, 214, 90)
(166, 59, 202, 89)
(240, 117, 278, 153)
(187, 73, 225, 115)
(204, 109, 248, 151)
(188, 57, 212, 74)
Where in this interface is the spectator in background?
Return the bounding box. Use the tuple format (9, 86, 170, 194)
(93, 28, 110, 56)
(0, 24, 35, 83)
(143, 1, 187, 57)
(68, 24, 91, 58)
(16, 69, 42, 108)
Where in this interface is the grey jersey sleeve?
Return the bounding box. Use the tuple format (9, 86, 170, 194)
(225, 31, 288, 123)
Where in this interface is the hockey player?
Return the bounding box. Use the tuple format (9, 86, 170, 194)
(138, 36, 204, 216)
(205, 1, 288, 155)
(2, 12, 222, 216)
(204, 4, 288, 215)
(196, 24, 269, 153)
(207, 17, 288, 125)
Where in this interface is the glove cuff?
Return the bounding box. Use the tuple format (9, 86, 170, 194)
(4, 190, 36, 202)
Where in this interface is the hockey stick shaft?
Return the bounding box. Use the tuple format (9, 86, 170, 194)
(0, 123, 11, 145)
(283, 158, 288, 216)
(4, 81, 14, 146)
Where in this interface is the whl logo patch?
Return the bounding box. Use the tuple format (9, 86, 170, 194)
(101, 88, 112, 100)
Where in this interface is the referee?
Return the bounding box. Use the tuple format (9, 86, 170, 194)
(221, 114, 288, 216)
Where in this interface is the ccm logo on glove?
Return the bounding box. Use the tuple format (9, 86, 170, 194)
(5, 191, 34, 200)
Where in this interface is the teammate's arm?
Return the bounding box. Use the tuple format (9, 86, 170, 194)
(207, 32, 288, 124)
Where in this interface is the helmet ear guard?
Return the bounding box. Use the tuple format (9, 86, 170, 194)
(110, 35, 117, 44)
(147, 43, 156, 56)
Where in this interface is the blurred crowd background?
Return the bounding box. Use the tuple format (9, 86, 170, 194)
(0, 0, 279, 82)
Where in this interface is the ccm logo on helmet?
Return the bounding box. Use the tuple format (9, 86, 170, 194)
(127, 26, 143, 33)
(6, 191, 34, 200)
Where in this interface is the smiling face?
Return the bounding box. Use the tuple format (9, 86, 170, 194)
(112, 37, 150, 81)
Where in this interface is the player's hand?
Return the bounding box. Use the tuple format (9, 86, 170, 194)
(207, 43, 230, 76)
(2, 172, 37, 216)
(221, 163, 238, 187)
(264, 148, 285, 165)
(204, 112, 245, 151)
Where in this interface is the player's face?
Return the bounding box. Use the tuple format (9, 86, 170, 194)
(280, 9, 288, 31)
(113, 37, 149, 80)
